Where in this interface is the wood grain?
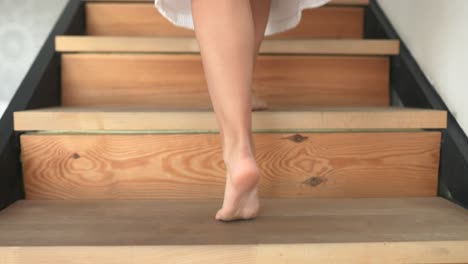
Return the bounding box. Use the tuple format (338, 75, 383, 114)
(55, 36, 400, 55)
(13, 106, 448, 131)
(0, 197, 468, 263)
(60, 54, 390, 108)
(19, 132, 441, 199)
(86, 3, 364, 38)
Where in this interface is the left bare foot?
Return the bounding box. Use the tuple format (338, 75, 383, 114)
(215, 153, 260, 221)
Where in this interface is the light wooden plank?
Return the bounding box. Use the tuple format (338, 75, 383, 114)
(86, 3, 364, 38)
(84, 0, 370, 5)
(0, 198, 467, 263)
(59, 54, 390, 108)
(1, 242, 468, 264)
(55, 36, 400, 55)
(19, 132, 441, 199)
(14, 106, 447, 131)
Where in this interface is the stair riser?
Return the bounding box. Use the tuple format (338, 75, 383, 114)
(20, 132, 441, 200)
(86, 4, 364, 39)
(61, 54, 390, 107)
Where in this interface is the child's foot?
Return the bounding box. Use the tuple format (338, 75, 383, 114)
(251, 93, 269, 111)
(215, 153, 260, 221)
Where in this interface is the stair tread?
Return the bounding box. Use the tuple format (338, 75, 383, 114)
(0, 197, 466, 247)
(55, 36, 400, 55)
(14, 106, 447, 131)
(2, 197, 467, 262)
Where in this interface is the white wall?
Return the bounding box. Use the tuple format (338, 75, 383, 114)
(378, 0, 468, 135)
(0, 0, 67, 116)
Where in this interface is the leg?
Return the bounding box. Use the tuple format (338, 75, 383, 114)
(250, 0, 272, 110)
(192, 0, 260, 221)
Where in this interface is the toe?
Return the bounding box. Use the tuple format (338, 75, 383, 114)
(215, 208, 231, 221)
(215, 209, 223, 221)
(215, 207, 239, 222)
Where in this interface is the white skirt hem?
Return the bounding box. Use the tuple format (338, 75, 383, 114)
(154, 0, 332, 36)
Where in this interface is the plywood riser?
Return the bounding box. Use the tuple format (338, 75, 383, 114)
(1, 242, 468, 264)
(20, 132, 441, 200)
(61, 54, 390, 107)
(86, 4, 364, 39)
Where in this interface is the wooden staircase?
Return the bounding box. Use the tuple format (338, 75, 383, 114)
(2, 0, 468, 263)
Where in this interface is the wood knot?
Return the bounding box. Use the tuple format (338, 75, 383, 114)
(284, 133, 308, 143)
(72, 153, 80, 159)
(302, 176, 327, 187)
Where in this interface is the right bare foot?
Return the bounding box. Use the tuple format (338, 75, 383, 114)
(215, 152, 261, 222)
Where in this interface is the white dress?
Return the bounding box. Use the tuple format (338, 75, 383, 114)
(154, 0, 332, 36)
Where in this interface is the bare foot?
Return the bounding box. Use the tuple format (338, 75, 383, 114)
(215, 153, 261, 221)
(251, 93, 269, 111)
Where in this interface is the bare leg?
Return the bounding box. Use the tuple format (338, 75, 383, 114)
(192, 0, 262, 221)
(250, 0, 271, 111)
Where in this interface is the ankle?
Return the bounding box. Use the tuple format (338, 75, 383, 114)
(223, 145, 255, 164)
(222, 135, 256, 161)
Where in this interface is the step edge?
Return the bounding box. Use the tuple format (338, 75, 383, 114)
(13, 107, 448, 131)
(55, 36, 400, 55)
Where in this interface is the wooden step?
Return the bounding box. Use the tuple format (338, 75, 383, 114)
(56, 36, 400, 55)
(60, 54, 390, 107)
(14, 106, 447, 131)
(85, 3, 365, 38)
(14, 106, 445, 200)
(0, 197, 467, 263)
